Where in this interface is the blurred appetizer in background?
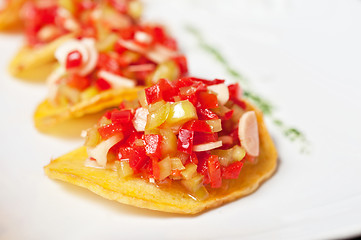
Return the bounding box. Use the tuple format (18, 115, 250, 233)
(44, 77, 277, 214)
(7, 0, 143, 79)
(34, 23, 188, 130)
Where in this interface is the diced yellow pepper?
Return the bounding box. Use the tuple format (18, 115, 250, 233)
(146, 102, 171, 130)
(147, 60, 180, 85)
(84, 126, 101, 148)
(159, 129, 177, 157)
(165, 100, 197, 126)
(158, 156, 172, 180)
(128, 0, 143, 19)
(115, 160, 134, 178)
(181, 163, 198, 180)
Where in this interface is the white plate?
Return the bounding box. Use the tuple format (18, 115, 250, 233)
(1, 0, 361, 239)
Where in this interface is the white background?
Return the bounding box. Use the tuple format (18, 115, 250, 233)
(1, 0, 361, 239)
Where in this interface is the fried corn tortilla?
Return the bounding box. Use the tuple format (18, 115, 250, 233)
(34, 87, 144, 130)
(8, 33, 75, 80)
(44, 102, 277, 214)
(0, 0, 26, 30)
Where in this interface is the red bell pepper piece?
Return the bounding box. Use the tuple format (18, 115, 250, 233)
(110, 110, 133, 124)
(189, 152, 198, 165)
(151, 25, 166, 44)
(66, 50, 83, 69)
(197, 91, 219, 109)
(66, 74, 90, 91)
(196, 78, 225, 86)
(182, 120, 212, 133)
(222, 109, 234, 120)
(207, 155, 222, 188)
(145, 84, 161, 104)
(95, 78, 111, 91)
(98, 123, 125, 140)
(222, 161, 244, 179)
(152, 158, 160, 179)
(228, 83, 243, 100)
(144, 134, 162, 159)
(145, 78, 177, 104)
(196, 151, 211, 184)
(177, 128, 194, 154)
(119, 146, 149, 172)
(193, 132, 218, 145)
(172, 55, 188, 76)
(197, 109, 219, 120)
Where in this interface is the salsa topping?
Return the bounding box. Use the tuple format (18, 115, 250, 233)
(84, 77, 260, 200)
(47, 23, 187, 106)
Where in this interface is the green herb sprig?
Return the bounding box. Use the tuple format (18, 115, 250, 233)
(186, 25, 310, 152)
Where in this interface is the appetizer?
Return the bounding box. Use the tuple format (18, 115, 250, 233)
(44, 77, 277, 214)
(0, 0, 26, 30)
(34, 23, 188, 130)
(8, 0, 143, 79)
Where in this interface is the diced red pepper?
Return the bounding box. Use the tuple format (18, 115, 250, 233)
(145, 84, 161, 104)
(196, 151, 211, 184)
(197, 109, 219, 120)
(207, 155, 222, 188)
(114, 41, 127, 55)
(232, 98, 247, 110)
(182, 120, 212, 133)
(97, 53, 121, 73)
(66, 50, 83, 69)
(66, 74, 90, 91)
(152, 26, 166, 44)
(222, 109, 234, 120)
(197, 91, 219, 109)
(145, 78, 177, 104)
(110, 110, 133, 124)
(222, 161, 244, 179)
(98, 123, 125, 140)
(193, 132, 218, 145)
(228, 83, 243, 100)
(162, 37, 178, 51)
(95, 78, 111, 91)
(119, 146, 149, 172)
(144, 134, 162, 159)
(189, 152, 198, 165)
(152, 158, 160, 179)
(159, 78, 177, 101)
(172, 55, 188, 76)
(177, 128, 194, 154)
(196, 78, 225, 86)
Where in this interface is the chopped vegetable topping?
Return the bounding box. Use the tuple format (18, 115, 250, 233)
(84, 77, 259, 199)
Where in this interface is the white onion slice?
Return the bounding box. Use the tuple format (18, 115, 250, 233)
(146, 44, 177, 63)
(77, 38, 98, 76)
(132, 107, 149, 132)
(117, 38, 145, 52)
(127, 64, 155, 72)
(46, 66, 66, 103)
(98, 70, 136, 88)
(87, 135, 121, 167)
(238, 111, 259, 157)
(208, 83, 229, 105)
(84, 158, 104, 169)
(193, 141, 223, 152)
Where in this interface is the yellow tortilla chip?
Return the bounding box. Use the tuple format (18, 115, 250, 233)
(0, 0, 26, 30)
(44, 102, 277, 214)
(34, 87, 144, 131)
(8, 33, 75, 80)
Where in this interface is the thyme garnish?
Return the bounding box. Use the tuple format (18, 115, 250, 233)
(186, 25, 310, 152)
